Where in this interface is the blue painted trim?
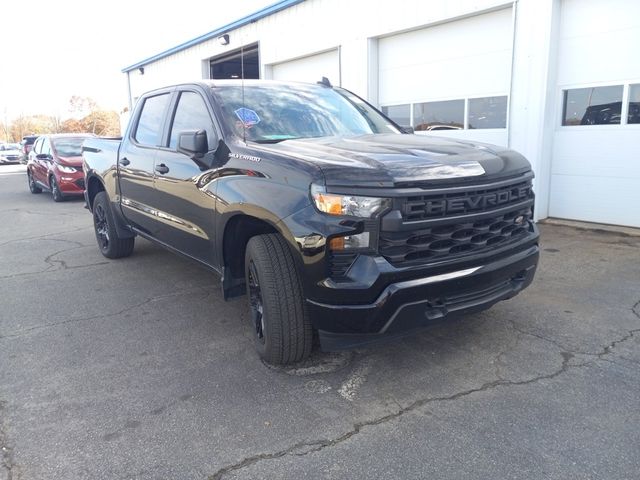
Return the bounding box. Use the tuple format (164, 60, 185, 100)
(122, 0, 305, 72)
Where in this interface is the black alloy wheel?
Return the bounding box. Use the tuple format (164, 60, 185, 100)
(94, 202, 110, 252)
(244, 234, 313, 364)
(247, 259, 266, 344)
(91, 191, 135, 259)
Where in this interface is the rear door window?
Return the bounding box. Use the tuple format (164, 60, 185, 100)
(134, 93, 171, 146)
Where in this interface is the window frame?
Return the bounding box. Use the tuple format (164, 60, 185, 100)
(380, 93, 509, 132)
(627, 83, 640, 125)
(166, 89, 219, 152)
(558, 80, 640, 130)
(130, 90, 174, 149)
(32, 137, 43, 155)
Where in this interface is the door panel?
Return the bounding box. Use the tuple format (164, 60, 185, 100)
(152, 90, 218, 264)
(153, 151, 216, 264)
(118, 92, 172, 236)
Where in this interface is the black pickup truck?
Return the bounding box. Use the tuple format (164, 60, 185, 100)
(83, 80, 539, 365)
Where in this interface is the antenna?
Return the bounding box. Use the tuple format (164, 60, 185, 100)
(241, 42, 246, 144)
(317, 76, 332, 88)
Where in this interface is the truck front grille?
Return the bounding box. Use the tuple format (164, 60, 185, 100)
(380, 207, 534, 267)
(402, 179, 533, 221)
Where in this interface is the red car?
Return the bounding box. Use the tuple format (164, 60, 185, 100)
(27, 134, 94, 202)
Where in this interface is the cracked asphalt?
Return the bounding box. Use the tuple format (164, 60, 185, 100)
(1, 167, 639, 480)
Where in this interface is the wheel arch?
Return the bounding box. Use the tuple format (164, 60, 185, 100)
(220, 212, 299, 299)
(86, 174, 106, 211)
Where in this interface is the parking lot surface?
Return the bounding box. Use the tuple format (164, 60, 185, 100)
(1, 168, 639, 480)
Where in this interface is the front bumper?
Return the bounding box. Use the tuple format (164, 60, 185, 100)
(56, 172, 85, 195)
(308, 243, 538, 350)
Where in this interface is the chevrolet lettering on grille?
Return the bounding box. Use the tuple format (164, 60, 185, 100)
(421, 185, 533, 216)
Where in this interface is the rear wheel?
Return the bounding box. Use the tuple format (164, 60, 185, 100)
(50, 176, 64, 202)
(92, 191, 135, 259)
(245, 234, 313, 365)
(27, 170, 42, 194)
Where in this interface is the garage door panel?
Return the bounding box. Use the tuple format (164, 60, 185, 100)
(379, 8, 512, 69)
(559, 29, 640, 85)
(271, 50, 339, 84)
(378, 8, 512, 106)
(550, 0, 640, 227)
(380, 51, 510, 104)
(549, 175, 639, 228)
(551, 130, 640, 177)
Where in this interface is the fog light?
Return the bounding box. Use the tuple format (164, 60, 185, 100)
(329, 232, 370, 250)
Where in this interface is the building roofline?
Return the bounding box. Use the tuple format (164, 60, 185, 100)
(122, 0, 305, 73)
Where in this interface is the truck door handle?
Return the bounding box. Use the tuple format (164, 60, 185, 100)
(119, 158, 130, 166)
(155, 164, 170, 174)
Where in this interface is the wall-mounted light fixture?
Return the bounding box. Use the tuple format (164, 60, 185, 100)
(218, 34, 230, 46)
(138, 67, 145, 75)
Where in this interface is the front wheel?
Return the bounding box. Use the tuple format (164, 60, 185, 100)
(245, 234, 313, 365)
(27, 170, 42, 194)
(50, 176, 64, 202)
(92, 191, 135, 259)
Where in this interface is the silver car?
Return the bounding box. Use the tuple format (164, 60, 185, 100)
(0, 143, 22, 164)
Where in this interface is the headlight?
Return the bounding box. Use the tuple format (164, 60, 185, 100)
(311, 185, 390, 218)
(57, 165, 77, 173)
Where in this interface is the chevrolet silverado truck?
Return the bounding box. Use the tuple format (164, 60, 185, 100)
(82, 80, 539, 365)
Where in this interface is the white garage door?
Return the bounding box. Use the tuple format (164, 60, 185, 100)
(550, 0, 640, 227)
(271, 49, 340, 85)
(378, 8, 512, 146)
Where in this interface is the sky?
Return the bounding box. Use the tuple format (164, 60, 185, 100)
(0, 0, 275, 120)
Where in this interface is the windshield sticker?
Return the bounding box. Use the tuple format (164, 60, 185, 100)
(261, 134, 298, 140)
(234, 108, 261, 126)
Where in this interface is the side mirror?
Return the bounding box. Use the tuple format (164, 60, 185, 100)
(178, 130, 208, 157)
(400, 126, 414, 134)
(36, 153, 52, 161)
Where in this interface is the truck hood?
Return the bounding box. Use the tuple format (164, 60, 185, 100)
(256, 134, 530, 187)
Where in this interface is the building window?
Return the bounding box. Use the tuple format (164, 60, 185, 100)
(381, 104, 410, 127)
(413, 100, 464, 131)
(562, 85, 623, 126)
(628, 84, 640, 124)
(468, 96, 507, 129)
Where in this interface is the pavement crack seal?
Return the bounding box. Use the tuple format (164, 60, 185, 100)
(0, 285, 215, 340)
(0, 226, 91, 248)
(0, 401, 15, 480)
(507, 299, 640, 361)
(0, 243, 103, 280)
(208, 299, 640, 480)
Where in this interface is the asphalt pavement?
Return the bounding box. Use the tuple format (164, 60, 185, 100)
(1, 167, 639, 480)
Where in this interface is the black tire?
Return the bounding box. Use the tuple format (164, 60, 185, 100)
(50, 176, 64, 202)
(245, 234, 313, 365)
(92, 191, 135, 259)
(27, 170, 42, 194)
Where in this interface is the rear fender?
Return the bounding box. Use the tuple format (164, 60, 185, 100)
(86, 173, 134, 239)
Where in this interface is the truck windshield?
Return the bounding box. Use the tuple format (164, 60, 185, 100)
(211, 83, 401, 142)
